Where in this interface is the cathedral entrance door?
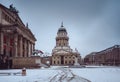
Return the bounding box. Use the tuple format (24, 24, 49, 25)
(61, 56, 64, 64)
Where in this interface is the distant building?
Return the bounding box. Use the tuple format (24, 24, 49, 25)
(0, 4, 37, 69)
(52, 23, 81, 65)
(84, 45, 120, 66)
(84, 52, 97, 65)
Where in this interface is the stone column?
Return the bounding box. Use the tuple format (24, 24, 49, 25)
(14, 34, 18, 57)
(26, 40, 28, 57)
(30, 43, 33, 56)
(6, 35, 9, 56)
(24, 39, 27, 57)
(19, 36, 23, 57)
(33, 44, 35, 51)
(31, 43, 33, 56)
(27, 41, 29, 57)
(0, 31, 3, 55)
(28, 41, 31, 57)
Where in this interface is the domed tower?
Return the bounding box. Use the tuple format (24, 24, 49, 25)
(56, 23, 69, 47)
(52, 23, 81, 65)
(52, 22, 72, 53)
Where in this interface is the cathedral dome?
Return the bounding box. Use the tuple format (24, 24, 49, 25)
(58, 22, 67, 33)
(58, 27, 66, 32)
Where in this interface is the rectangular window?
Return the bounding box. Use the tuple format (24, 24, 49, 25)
(3, 45, 6, 55)
(10, 38, 13, 46)
(65, 61, 67, 64)
(69, 61, 71, 64)
(9, 47, 12, 57)
(54, 61, 55, 64)
(58, 61, 59, 64)
(4, 35, 7, 43)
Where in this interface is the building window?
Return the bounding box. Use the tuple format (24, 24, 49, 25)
(3, 45, 6, 55)
(73, 61, 75, 64)
(58, 61, 59, 64)
(9, 47, 12, 57)
(54, 61, 55, 64)
(65, 61, 67, 64)
(69, 61, 71, 64)
(4, 35, 7, 43)
(2, 12, 5, 19)
(4, 14, 12, 23)
(59, 44, 61, 46)
(10, 38, 13, 46)
(22, 54, 24, 57)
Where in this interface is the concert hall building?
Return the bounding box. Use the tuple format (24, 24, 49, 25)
(0, 4, 36, 69)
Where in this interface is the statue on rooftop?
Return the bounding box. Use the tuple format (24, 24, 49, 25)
(9, 4, 19, 13)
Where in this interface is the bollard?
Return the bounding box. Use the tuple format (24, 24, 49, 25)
(22, 67, 26, 76)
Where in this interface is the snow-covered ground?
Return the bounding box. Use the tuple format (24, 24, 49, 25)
(0, 66, 120, 82)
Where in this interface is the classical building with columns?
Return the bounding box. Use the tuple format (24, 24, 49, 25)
(52, 23, 81, 65)
(0, 4, 36, 69)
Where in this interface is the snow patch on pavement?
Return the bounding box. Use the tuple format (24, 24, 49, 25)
(49, 67, 91, 82)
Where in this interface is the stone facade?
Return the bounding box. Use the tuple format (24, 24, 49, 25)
(0, 4, 36, 69)
(13, 56, 41, 68)
(84, 52, 97, 65)
(84, 45, 120, 66)
(52, 23, 81, 65)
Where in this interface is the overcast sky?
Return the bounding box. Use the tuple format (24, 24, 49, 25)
(0, 0, 120, 57)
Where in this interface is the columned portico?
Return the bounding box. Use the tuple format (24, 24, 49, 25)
(14, 35, 35, 57)
(0, 25, 37, 68)
(0, 31, 36, 57)
(0, 4, 36, 69)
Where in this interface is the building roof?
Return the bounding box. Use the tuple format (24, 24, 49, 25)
(0, 3, 36, 41)
(58, 22, 67, 32)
